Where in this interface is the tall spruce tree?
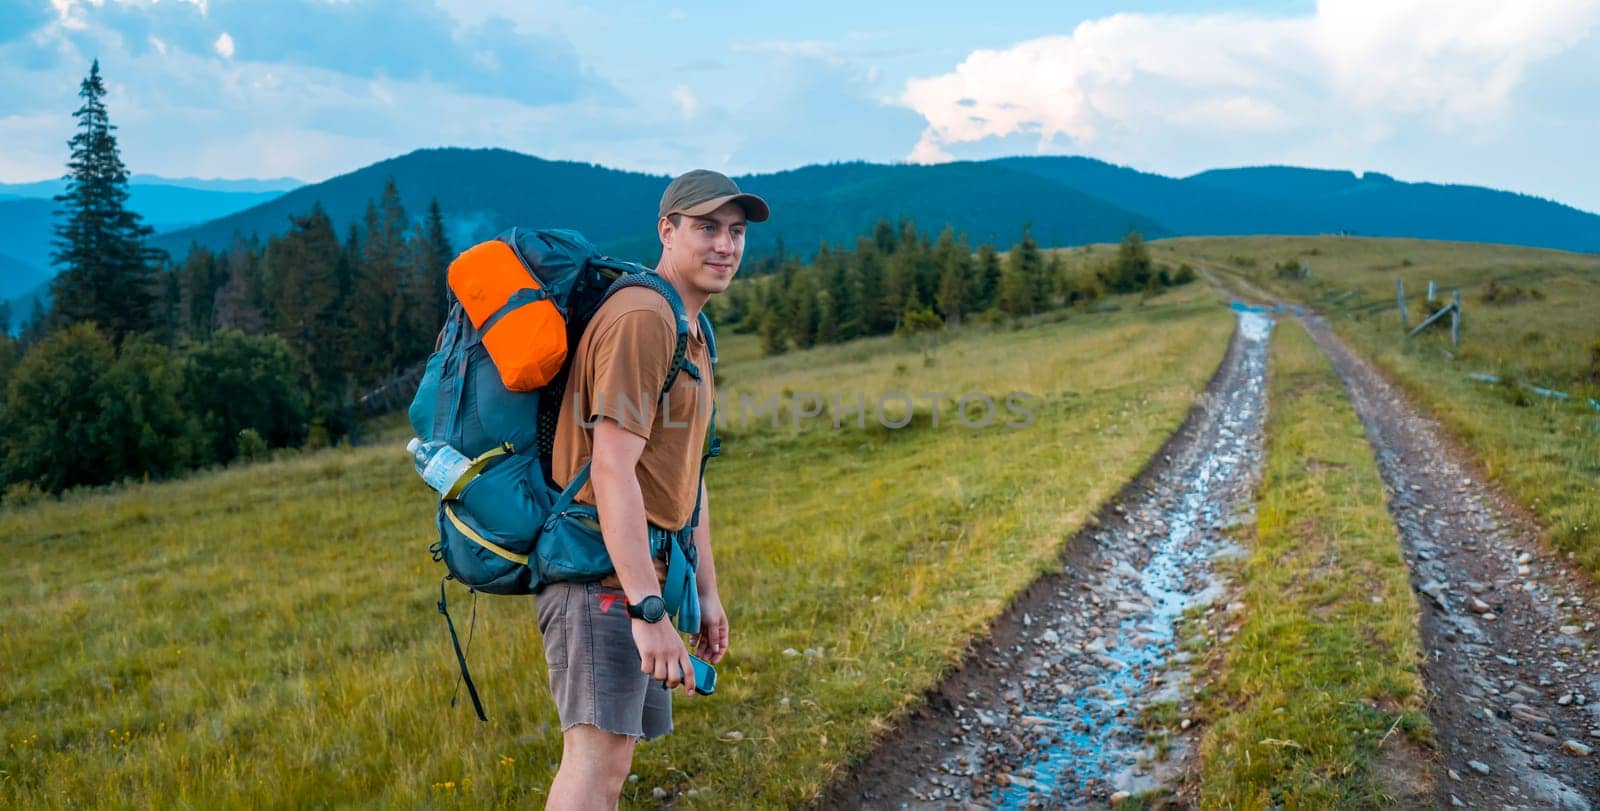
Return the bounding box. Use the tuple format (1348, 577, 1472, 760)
(410, 198, 453, 347)
(354, 178, 414, 382)
(49, 60, 160, 341)
(972, 241, 1002, 312)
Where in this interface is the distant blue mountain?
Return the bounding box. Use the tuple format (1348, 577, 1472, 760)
(1178, 166, 1600, 251)
(0, 173, 302, 197)
(153, 149, 1165, 263)
(6, 151, 1595, 320)
(0, 179, 296, 302)
(155, 149, 1600, 268)
(0, 198, 56, 300)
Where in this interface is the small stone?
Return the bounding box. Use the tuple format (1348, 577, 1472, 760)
(1560, 625, 1581, 636)
(1518, 565, 1532, 577)
(1450, 796, 1465, 808)
(652, 787, 668, 800)
(1110, 791, 1132, 803)
(721, 730, 744, 741)
(1022, 613, 1033, 627)
(782, 647, 800, 656)
(1447, 768, 1461, 781)
(1563, 740, 1592, 757)
(1467, 759, 1490, 775)
(1559, 694, 1574, 706)
(1483, 612, 1497, 621)
(1180, 718, 1192, 730)
(1040, 629, 1061, 645)
(628, 774, 640, 783)
(1518, 552, 1533, 565)
(1469, 598, 1491, 614)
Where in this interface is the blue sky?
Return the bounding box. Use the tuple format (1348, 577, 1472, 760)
(2, 0, 1598, 213)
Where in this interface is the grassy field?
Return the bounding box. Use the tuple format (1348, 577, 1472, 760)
(0, 283, 1232, 807)
(1161, 236, 1600, 577)
(1194, 318, 1433, 806)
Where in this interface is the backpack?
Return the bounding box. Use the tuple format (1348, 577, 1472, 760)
(407, 226, 719, 720)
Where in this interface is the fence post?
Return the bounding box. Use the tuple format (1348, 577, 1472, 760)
(1427, 280, 1436, 304)
(1450, 290, 1461, 347)
(1396, 279, 1408, 327)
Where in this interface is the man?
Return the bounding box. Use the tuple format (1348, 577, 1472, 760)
(539, 170, 769, 809)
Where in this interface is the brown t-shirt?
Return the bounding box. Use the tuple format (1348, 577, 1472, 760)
(553, 286, 714, 530)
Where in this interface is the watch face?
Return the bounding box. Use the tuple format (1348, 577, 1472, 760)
(635, 596, 666, 623)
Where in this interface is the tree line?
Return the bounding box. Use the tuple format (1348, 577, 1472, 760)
(0, 62, 452, 500)
(715, 217, 1194, 355)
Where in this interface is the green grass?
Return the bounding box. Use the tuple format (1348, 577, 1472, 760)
(1194, 318, 1433, 807)
(1, 285, 1232, 807)
(1165, 236, 1600, 577)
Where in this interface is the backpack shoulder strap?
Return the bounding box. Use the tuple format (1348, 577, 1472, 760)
(595, 272, 691, 398)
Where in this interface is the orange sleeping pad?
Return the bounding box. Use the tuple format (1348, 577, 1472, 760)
(447, 240, 568, 391)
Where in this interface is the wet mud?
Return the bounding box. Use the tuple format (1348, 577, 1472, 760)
(830, 312, 1272, 808)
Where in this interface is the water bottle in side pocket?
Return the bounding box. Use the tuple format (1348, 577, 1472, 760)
(407, 438, 473, 496)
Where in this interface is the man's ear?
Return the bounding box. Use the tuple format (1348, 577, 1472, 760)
(658, 215, 674, 248)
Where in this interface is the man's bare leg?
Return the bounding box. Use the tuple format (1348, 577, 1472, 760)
(546, 723, 636, 810)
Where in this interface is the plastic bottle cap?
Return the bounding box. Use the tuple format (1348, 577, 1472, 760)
(406, 438, 421, 453)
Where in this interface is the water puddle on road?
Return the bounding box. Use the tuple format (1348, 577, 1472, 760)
(991, 311, 1272, 806)
(873, 311, 1273, 808)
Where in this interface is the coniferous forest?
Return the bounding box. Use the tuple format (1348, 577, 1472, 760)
(0, 62, 1192, 501)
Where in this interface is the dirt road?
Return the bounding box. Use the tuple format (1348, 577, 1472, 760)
(1301, 313, 1600, 809)
(831, 311, 1271, 807)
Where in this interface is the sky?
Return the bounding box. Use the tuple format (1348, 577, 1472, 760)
(1, 0, 1598, 212)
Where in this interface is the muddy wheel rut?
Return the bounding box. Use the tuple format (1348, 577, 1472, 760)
(830, 311, 1273, 808)
(1300, 313, 1600, 810)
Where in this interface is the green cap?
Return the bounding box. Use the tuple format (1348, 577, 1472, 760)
(659, 169, 770, 223)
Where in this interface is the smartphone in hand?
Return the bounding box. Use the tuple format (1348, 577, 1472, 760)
(688, 653, 717, 696)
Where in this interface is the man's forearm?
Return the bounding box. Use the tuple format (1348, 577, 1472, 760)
(591, 458, 661, 603)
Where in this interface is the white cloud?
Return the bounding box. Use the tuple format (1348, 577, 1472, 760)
(212, 31, 233, 59)
(902, 1, 1600, 164)
(671, 84, 698, 120)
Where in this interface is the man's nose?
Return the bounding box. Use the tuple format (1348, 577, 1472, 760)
(713, 230, 734, 254)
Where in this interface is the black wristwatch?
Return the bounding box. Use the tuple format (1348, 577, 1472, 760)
(627, 595, 667, 624)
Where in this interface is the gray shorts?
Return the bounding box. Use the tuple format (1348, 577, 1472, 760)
(536, 581, 673, 740)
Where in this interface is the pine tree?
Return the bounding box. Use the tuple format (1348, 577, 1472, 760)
(853, 237, 894, 335)
(758, 308, 788, 356)
(416, 198, 453, 336)
(20, 299, 49, 347)
(788, 271, 820, 349)
(972, 242, 1002, 312)
(49, 60, 161, 341)
(872, 218, 897, 255)
(353, 178, 414, 382)
(933, 227, 969, 324)
(1099, 229, 1153, 293)
(265, 204, 343, 392)
(1000, 225, 1044, 316)
(213, 238, 265, 334)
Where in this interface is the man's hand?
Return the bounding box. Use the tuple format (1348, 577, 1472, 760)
(694, 590, 729, 664)
(633, 617, 695, 695)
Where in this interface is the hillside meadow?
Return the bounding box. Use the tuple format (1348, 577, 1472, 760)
(1162, 236, 1600, 576)
(1, 283, 1232, 807)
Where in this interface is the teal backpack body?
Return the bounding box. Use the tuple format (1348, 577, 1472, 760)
(407, 227, 719, 720)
